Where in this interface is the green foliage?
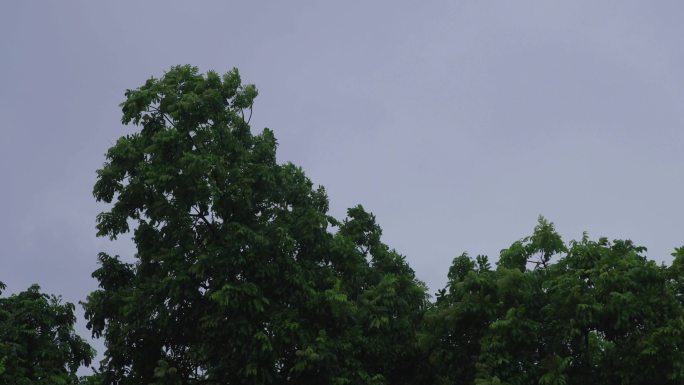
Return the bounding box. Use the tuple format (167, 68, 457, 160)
(84, 65, 427, 385)
(422, 217, 684, 385)
(498, 215, 566, 271)
(75, 64, 684, 384)
(332, 206, 430, 385)
(0, 284, 94, 385)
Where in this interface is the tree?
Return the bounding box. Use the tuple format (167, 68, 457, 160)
(82, 63, 684, 384)
(0, 282, 94, 385)
(421, 217, 684, 385)
(83, 65, 427, 385)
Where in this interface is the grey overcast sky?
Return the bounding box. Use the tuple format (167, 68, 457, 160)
(2, 0, 684, 363)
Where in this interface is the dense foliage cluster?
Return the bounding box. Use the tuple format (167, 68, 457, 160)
(0, 283, 94, 385)
(422, 219, 684, 385)
(4, 65, 684, 384)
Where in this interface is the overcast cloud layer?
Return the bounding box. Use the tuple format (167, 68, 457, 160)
(2, 0, 684, 367)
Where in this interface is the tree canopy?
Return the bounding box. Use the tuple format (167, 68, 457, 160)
(0, 283, 94, 385)
(5, 64, 684, 385)
(422, 217, 684, 385)
(82, 65, 427, 385)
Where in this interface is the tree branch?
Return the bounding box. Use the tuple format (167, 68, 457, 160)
(190, 208, 221, 241)
(150, 106, 178, 129)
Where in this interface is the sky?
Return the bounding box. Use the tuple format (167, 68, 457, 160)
(2, 0, 684, 371)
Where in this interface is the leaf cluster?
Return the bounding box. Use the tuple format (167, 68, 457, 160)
(423, 217, 684, 385)
(0, 283, 95, 385)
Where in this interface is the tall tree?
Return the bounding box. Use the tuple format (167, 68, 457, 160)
(0, 282, 94, 385)
(84, 65, 427, 385)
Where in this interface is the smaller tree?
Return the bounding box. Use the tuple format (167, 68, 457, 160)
(0, 282, 95, 385)
(421, 217, 684, 385)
